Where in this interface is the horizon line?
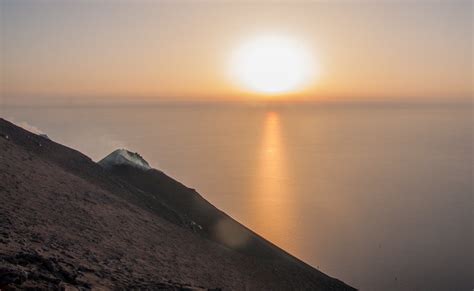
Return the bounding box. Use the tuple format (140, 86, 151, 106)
(1, 98, 472, 109)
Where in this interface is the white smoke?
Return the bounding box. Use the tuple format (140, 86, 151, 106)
(15, 120, 45, 135)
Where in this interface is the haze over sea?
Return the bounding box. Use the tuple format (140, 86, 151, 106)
(2, 102, 472, 290)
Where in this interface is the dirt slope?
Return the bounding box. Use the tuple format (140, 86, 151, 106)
(0, 118, 354, 290)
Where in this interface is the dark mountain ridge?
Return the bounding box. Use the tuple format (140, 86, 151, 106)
(0, 118, 355, 290)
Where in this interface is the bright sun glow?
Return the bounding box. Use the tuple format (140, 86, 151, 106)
(231, 36, 315, 94)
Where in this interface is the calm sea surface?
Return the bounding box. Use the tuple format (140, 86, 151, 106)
(3, 104, 472, 290)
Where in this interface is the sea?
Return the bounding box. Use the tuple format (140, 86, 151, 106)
(2, 102, 472, 290)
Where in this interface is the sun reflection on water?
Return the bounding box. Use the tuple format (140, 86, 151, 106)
(250, 111, 296, 252)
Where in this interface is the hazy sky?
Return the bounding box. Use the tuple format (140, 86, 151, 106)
(1, 1, 472, 105)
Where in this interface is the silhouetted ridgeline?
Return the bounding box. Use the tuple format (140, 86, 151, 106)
(0, 118, 354, 290)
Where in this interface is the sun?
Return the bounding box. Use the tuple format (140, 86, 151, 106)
(230, 36, 315, 95)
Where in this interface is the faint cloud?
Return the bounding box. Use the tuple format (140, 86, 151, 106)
(98, 134, 127, 151)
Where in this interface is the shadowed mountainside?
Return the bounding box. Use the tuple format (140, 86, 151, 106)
(0, 118, 355, 290)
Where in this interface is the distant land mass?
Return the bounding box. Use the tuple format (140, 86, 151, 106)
(0, 118, 354, 290)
